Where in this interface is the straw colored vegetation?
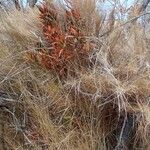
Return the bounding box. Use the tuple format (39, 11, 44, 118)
(0, 0, 150, 149)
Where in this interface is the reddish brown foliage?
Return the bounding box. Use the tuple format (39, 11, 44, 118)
(27, 4, 94, 76)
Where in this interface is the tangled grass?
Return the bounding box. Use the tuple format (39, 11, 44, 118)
(0, 0, 150, 149)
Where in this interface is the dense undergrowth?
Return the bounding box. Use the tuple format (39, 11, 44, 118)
(0, 0, 150, 149)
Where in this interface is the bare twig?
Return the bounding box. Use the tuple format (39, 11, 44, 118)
(12, 0, 21, 10)
(139, 0, 150, 12)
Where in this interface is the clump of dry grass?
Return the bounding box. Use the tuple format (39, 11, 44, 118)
(0, 0, 150, 150)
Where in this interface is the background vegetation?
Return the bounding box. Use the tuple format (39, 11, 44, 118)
(0, 0, 150, 149)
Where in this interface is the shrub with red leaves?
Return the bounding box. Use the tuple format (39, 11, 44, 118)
(27, 3, 93, 76)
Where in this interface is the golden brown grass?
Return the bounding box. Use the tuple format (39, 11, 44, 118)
(0, 0, 150, 149)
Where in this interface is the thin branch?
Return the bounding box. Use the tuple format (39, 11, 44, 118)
(12, 0, 21, 10)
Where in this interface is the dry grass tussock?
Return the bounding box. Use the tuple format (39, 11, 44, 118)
(0, 0, 150, 149)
